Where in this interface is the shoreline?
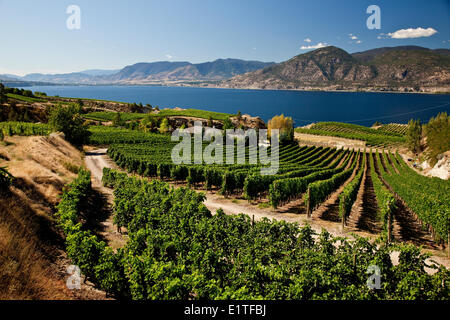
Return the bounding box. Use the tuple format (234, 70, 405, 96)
(14, 82, 450, 95)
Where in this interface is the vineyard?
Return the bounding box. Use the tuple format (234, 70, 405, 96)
(1, 112, 448, 300)
(377, 123, 409, 136)
(84, 109, 234, 122)
(52, 167, 449, 299)
(0, 121, 52, 136)
(295, 122, 406, 148)
(101, 129, 449, 251)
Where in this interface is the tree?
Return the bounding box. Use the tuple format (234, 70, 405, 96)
(48, 104, 91, 145)
(268, 114, 294, 143)
(207, 116, 213, 127)
(23, 90, 33, 97)
(159, 118, 170, 134)
(112, 112, 124, 127)
(23, 108, 31, 122)
(222, 117, 234, 130)
(7, 102, 19, 121)
(0, 83, 7, 104)
(237, 110, 242, 122)
(140, 114, 157, 132)
(425, 112, 450, 165)
(406, 119, 422, 154)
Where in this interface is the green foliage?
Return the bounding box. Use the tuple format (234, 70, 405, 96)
(112, 112, 124, 127)
(369, 152, 396, 240)
(304, 152, 359, 211)
(159, 117, 170, 134)
(378, 123, 408, 135)
(425, 112, 449, 165)
(0, 122, 52, 136)
(48, 104, 91, 145)
(222, 117, 234, 130)
(380, 152, 450, 242)
(339, 153, 365, 219)
(5, 93, 45, 103)
(0, 83, 7, 104)
(55, 167, 450, 300)
(406, 119, 422, 154)
(84, 109, 232, 122)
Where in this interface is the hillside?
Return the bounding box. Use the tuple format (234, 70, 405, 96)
(0, 134, 107, 299)
(217, 46, 450, 93)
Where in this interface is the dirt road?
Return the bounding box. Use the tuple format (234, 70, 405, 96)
(84, 148, 126, 249)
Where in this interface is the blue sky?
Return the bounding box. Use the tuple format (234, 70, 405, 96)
(0, 0, 449, 75)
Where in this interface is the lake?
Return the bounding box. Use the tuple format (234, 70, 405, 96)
(23, 86, 450, 127)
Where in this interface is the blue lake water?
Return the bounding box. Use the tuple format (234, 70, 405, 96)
(24, 86, 449, 127)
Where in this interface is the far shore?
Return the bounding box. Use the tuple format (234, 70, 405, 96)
(17, 82, 450, 96)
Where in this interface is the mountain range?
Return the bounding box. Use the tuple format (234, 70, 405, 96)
(0, 59, 275, 85)
(217, 46, 450, 93)
(1, 46, 449, 92)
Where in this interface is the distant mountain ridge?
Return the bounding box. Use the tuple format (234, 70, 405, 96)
(217, 46, 450, 93)
(10, 59, 275, 84)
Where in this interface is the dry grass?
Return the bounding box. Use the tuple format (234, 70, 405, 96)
(0, 134, 105, 300)
(0, 190, 70, 300)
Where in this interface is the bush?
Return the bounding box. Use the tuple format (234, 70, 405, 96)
(48, 104, 91, 145)
(268, 114, 294, 143)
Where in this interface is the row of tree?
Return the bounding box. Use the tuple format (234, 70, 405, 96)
(406, 112, 449, 165)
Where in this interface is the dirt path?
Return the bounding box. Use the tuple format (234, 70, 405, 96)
(84, 149, 126, 250)
(347, 154, 382, 233)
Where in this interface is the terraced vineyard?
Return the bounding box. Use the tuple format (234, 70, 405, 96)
(295, 122, 406, 148)
(52, 167, 449, 300)
(377, 123, 409, 135)
(85, 109, 234, 122)
(101, 129, 448, 252)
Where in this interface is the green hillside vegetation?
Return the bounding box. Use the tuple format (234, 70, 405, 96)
(84, 109, 234, 122)
(425, 112, 450, 165)
(6, 93, 46, 103)
(295, 122, 406, 147)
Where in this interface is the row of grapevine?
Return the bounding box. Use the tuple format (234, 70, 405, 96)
(53, 167, 450, 300)
(380, 152, 450, 242)
(295, 122, 406, 147)
(304, 151, 360, 214)
(338, 153, 366, 224)
(378, 123, 408, 135)
(243, 149, 349, 200)
(369, 152, 396, 241)
(0, 121, 52, 136)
